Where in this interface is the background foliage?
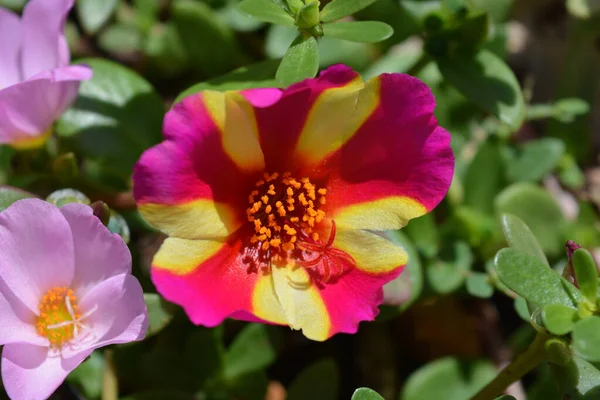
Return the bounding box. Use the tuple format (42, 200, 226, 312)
(1, 0, 600, 399)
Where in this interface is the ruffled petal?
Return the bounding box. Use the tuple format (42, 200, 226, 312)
(59, 203, 132, 293)
(20, 0, 73, 78)
(252, 64, 361, 171)
(151, 237, 267, 326)
(0, 65, 92, 148)
(0, 9, 21, 90)
(0, 199, 74, 313)
(1, 343, 91, 400)
(134, 91, 268, 239)
(325, 73, 454, 230)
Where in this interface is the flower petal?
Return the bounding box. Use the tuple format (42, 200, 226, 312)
(0, 199, 74, 313)
(72, 273, 147, 354)
(1, 343, 91, 400)
(270, 265, 331, 341)
(151, 237, 266, 326)
(60, 203, 132, 293)
(252, 64, 361, 171)
(0, 278, 46, 346)
(0, 9, 21, 90)
(20, 0, 73, 79)
(326, 73, 454, 230)
(0, 65, 91, 147)
(134, 91, 267, 239)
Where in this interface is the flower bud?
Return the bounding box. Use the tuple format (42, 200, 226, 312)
(295, 1, 320, 29)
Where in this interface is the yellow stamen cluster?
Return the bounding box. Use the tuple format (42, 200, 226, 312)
(246, 172, 327, 252)
(36, 287, 80, 348)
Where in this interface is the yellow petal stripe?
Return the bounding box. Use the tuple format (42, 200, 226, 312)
(203, 90, 265, 173)
(334, 196, 427, 231)
(251, 273, 288, 325)
(294, 76, 379, 167)
(139, 199, 239, 239)
(153, 237, 224, 275)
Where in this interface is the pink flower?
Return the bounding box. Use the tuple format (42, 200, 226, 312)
(0, 199, 147, 400)
(0, 0, 92, 149)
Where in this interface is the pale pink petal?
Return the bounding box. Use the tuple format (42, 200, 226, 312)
(60, 203, 132, 293)
(0, 199, 74, 313)
(0, 9, 21, 90)
(61, 274, 147, 359)
(0, 65, 90, 144)
(1, 343, 91, 400)
(20, 0, 74, 78)
(0, 278, 46, 346)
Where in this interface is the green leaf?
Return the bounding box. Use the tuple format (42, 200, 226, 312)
(553, 98, 590, 123)
(437, 49, 525, 131)
(224, 324, 277, 379)
(494, 396, 517, 400)
(55, 58, 163, 185)
(466, 272, 494, 298)
(463, 139, 505, 214)
(495, 248, 582, 309)
(426, 242, 473, 294)
(495, 183, 566, 256)
(572, 248, 599, 303)
(401, 357, 496, 400)
(403, 213, 439, 258)
(238, 0, 295, 26)
(506, 138, 565, 183)
(175, 60, 280, 103)
(67, 351, 104, 398)
(573, 317, 600, 362)
(98, 23, 143, 54)
(542, 304, 578, 335)
(323, 21, 394, 43)
(144, 294, 174, 337)
(107, 210, 131, 244)
(0, 146, 14, 184)
(287, 359, 339, 400)
(0, 186, 35, 212)
(567, 0, 600, 18)
(276, 35, 319, 87)
(321, 0, 377, 22)
(352, 388, 384, 400)
(500, 213, 549, 266)
(295, 2, 320, 29)
(381, 230, 423, 313)
(77, 0, 119, 34)
(514, 297, 530, 321)
(172, 0, 242, 76)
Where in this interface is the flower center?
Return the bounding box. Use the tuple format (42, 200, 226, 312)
(246, 172, 327, 252)
(36, 287, 96, 349)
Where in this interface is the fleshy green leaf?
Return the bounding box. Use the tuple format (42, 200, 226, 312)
(506, 138, 565, 183)
(46, 189, 90, 207)
(514, 297, 530, 321)
(323, 21, 394, 43)
(98, 23, 143, 54)
(77, 0, 119, 34)
(466, 272, 494, 298)
(572, 248, 599, 303)
(494, 396, 517, 400)
(276, 35, 319, 87)
(573, 317, 600, 362)
(107, 210, 131, 244)
(352, 388, 384, 400)
(437, 49, 525, 131)
(426, 242, 473, 294)
(320, 0, 377, 22)
(463, 139, 505, 214)
(67, 351, 104, 398)
(238, 0, 295, 26)
(495, 183, 566, 256)
(224, 324, 277, 379)
(403, 213, 439, 258)
(144, 293, 174, 337)
(287, 359, 339, 400)
(401, 357, 496, 400)
(55, 58, 163, 186)
(499, 213, 549, 266)
(0, 186, 35, 212)
(495, 248, 582, 309)
(542, 304, 578, 335)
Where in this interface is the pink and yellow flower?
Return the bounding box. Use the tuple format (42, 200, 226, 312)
(133, 65, 454, 341)
(0, 199, 147, 400)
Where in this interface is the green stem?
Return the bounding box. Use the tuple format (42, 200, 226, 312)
(406, 53, 431, 77)
(102, 349, 118, 400)
(469, 332, 550, 400)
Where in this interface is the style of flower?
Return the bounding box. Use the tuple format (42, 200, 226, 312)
(133, 65, 454, 341)
(0, 0, 92, 149)
(0, 199, 148, 400)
